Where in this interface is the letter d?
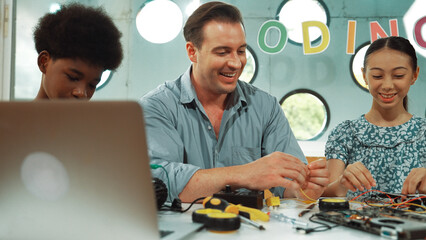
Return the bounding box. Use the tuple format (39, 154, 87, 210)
(302, 21, 330, 55)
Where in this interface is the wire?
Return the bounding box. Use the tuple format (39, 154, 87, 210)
(159, 197, 206, 213)
(349, 189, 393, 202)
(350, 189, 426, 213)
(181, 197, 206, 213)
(159, 165, 172, 202)
(295, 214, 339, 234)
(299, 188, 318, 203)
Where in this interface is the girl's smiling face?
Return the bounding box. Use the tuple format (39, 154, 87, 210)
(362, 47, 419, 111)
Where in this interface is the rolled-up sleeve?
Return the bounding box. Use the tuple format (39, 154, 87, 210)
(140, 91, 200, 201)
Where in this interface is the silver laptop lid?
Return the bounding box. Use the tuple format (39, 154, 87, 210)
(0, 101, 159, 240)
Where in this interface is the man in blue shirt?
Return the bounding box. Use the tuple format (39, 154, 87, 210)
(140, 1, 329, 203)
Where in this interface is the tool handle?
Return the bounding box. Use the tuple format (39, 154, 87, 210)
(203, 196, 239, 214)
(236, 204, 269, 222)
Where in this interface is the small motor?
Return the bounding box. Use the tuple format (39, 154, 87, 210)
(152, 178, 168, 209)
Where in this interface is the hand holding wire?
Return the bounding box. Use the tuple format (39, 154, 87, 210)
(402, 167, 426, 194)
(298, 159, 329, 201)
(340, 162, 376, 192)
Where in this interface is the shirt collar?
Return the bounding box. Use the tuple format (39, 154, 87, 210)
(180, 66, 197, 104)
(179, 65, 247, 108)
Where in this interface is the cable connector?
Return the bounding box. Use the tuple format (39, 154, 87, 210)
(266, 196, 280, 207)
(295, 227, 314, 234)
(150, 164, 162, 169)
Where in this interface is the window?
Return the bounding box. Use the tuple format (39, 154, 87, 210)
(97, 70, 113, 90)
(350, 43, 370, 92)
(239, 46, 258, 84)
(49, 3, 60, 13)
(277, 0, 329, 45)
(403, 0, 426, 58)
(280, 89, 330, 140)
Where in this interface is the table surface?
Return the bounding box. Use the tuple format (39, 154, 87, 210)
(157, 199, 389, 240)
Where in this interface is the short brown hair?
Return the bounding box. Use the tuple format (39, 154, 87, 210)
(183, 1, 244, 49)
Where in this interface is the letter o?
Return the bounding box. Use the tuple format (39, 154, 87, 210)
(257, 20, 288, 54)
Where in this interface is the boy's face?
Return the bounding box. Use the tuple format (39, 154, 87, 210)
(37, 52, 103, 100)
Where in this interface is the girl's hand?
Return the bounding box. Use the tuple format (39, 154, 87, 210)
(402, 168, 426, 194)
(340, 162, 376, 192)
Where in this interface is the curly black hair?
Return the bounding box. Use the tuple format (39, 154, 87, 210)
(33, 3, 123, 70)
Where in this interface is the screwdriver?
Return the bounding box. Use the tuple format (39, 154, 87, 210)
(203, 196, 267, 230)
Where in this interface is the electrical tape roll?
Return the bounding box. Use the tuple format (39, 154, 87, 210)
(319, 198, 349, 211)
(192, 209, 222, 223)
(205, 212, 240, 232)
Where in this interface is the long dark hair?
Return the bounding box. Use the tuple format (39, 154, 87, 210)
(363, 36, 417, 110)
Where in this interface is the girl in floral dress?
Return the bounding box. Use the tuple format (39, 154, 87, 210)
(323, 36, 426, 198)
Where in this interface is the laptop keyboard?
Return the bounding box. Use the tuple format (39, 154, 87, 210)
(159, 230, 174, 238)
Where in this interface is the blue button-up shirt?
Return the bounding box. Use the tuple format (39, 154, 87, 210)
(140, 66, 306, 200)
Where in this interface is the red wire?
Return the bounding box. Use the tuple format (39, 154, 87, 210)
(350, 190, 426, 210)
(350, 189, 393, 202)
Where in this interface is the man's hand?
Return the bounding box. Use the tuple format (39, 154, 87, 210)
(240, 152, 308, 192)
(340, 162, 376, 192)
(179, 152, 309, 202)
(402, 168, 426, 194)
(298, 159, 329, 200)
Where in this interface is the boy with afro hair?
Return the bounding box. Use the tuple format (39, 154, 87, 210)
(33, 3, 123, 100)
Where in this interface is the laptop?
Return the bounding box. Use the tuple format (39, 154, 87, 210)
(0, 101, 161, 240)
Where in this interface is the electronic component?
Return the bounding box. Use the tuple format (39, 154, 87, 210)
(319, 198, 349, 211)
(315, 206, 426, 239)
(264, 189, 280, 208)
(213, 185, 264, 209)
(266, 196, 280, 207)
(152, 177, 168, 209)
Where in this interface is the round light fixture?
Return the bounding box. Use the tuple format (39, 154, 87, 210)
(136, 0, 183, 44)
(277, 0, 328, 44)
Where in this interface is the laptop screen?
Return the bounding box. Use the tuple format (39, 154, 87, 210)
(0, 101, 160, 240)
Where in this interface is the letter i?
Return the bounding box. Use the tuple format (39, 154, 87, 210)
(346, 20, 356, 55)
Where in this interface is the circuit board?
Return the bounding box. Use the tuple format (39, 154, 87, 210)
(315, 206, 426, 239)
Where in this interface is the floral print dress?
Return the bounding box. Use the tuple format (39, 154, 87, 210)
(325, 115, 426, 199)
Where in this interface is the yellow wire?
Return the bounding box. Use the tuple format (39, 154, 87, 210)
(299, 188, 317, 203)
(361, 201, 426, 213)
